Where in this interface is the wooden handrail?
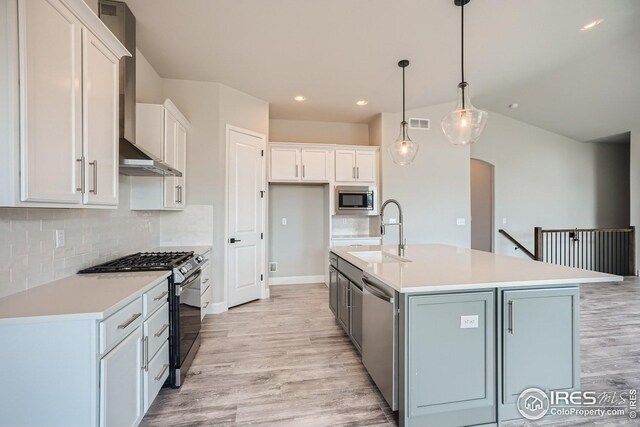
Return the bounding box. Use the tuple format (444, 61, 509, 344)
(498, 229, 536, 260)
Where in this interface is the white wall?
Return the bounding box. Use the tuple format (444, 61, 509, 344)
(380, 103, 471, 248)
(470, 112, 630, 258)
(270, 119, 369, 145)
(268, 184, 326, 278)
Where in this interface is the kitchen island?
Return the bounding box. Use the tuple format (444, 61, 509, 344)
(328, 244, 620, 427)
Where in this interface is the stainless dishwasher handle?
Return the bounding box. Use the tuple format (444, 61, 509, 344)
(362, 278, 394, 303)
(117, 312, 142, 329)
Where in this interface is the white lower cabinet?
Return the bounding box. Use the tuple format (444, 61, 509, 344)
(144, 341, 170, 412)
(99, 326, 144, 427)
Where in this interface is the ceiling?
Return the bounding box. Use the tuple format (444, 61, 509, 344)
(126, 0, 640, 142)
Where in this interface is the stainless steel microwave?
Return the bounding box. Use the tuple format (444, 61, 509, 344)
(335, 186, 377, 215)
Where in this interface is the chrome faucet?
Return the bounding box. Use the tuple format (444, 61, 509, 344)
(380, 199, 405, 256)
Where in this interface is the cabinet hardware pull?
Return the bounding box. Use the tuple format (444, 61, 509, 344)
(356, 167, 360, 179)
(76, 157, 85, 192)
(155, 364, 170, 381)
(302, 165, 305, 178)
(295, 164, 299, 178)
(153, 291, 169, 301)
(117, 312, 141, 329)
(203, 301, 210, 309)
(154, 323, 170, 337)
(141, 336, 147, 370)
(89, 160, 98, 194)
(175, 185, 179, 203)
(144, 335, 149, 372)
(352, 166, 356, 179)
(508, 301, 515, 334)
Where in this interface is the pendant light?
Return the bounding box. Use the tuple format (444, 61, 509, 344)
(389, 60, 419, 165)
(441, 0, 488, 145)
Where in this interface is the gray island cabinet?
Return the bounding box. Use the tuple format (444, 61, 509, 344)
(328, 244, 617, 427)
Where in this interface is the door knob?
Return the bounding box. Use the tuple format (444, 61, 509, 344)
(229, 238, 242, 243)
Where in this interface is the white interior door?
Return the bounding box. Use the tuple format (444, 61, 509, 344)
(228, 128, 265, 307)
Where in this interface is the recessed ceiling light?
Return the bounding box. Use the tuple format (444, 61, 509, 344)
(356, 100, 368, 106)
(580, 19, 604, 31)
(508, 103, 519, 109)
(294, 95, 306, 102)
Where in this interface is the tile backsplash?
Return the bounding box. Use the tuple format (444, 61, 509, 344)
(0, 178, 163, 298)
(159, 204, 214, 247)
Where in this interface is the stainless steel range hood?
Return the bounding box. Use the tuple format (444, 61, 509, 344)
(99, 0, 181, 177)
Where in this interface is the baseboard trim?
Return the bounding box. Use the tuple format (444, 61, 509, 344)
(208, 301, 228, 314)
(269, 275, 326, 286)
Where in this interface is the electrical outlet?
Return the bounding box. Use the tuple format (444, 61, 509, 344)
(456, 218, 466, 226)
(502, 218, 508, 225)
(281, 218, 287, 226)
(389, 218, 397, 224)
(269, 262, 278, 272)
(55, 229, 65, 248)
(460, 315, 479, 329)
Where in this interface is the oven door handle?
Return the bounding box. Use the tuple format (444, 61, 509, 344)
(175, 269, 202, 297)
(180, 270, 202, 289)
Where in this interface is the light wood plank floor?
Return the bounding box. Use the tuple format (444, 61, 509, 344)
(142, 279, 640, 427)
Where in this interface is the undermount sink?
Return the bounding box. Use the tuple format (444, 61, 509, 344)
(348, 250, 411, 264)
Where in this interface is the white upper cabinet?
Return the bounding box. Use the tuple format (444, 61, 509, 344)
(135, 104, 164, 160)
(301, 149, 329, 182)
(335, 150, 357, 182)
(82, 29, 119, 206)
(163, 110, 178, 169)
(131, 99, 190, 211)
(269, 143, 378, 184)
(335, 149, 377, 183)
(0, 0, 129, 208)
(355, 150, 376, 182)
(18, 0, 83, 204)
(270, 147, 300, 181)
(269, 145, 330, 182)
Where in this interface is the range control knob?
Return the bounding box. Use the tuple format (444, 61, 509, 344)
(196, 255, 204, 263)
(179, 267, 187, 274)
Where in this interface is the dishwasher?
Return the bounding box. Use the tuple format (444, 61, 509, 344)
(361, 273, 398, 411)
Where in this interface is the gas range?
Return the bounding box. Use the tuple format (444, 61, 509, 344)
(79, 250, 207, 388)
(78, 251, 205, 283)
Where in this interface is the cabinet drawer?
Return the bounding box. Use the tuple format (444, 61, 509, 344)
(201, 285, 212, 320)
(144, 302, 169, 361)
(143, 280, 169, 317)
(144, 340, 169, 412)
(200, 261, 212, 292)
(100, 298, 143, 354)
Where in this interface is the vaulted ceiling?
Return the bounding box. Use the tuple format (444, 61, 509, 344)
(126, 0, 640, 142)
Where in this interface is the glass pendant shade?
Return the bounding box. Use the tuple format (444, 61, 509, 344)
(389, 121, 419, 165)
(441, 82, 488, 145)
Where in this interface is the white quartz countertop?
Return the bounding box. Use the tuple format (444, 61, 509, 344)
(0, 271, 170, 324)
(330, 244, 622, 293)
(154, 245, 212, 257)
